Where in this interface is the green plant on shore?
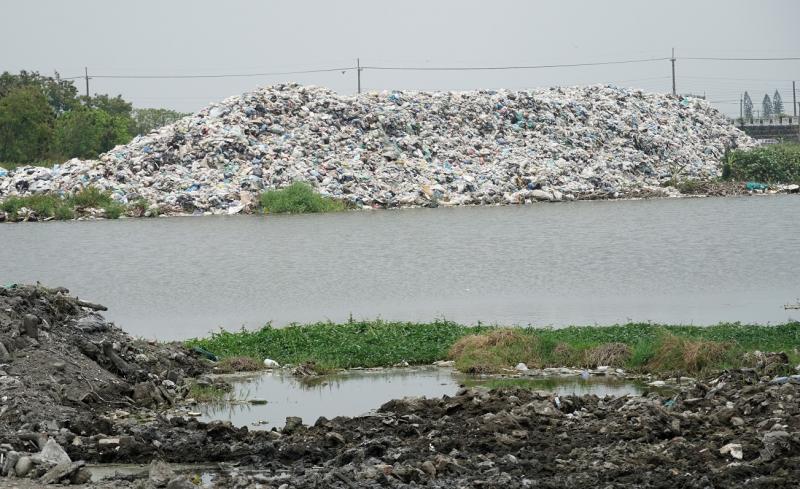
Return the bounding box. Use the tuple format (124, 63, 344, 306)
(0, 186, 128, 220)
(259, 182, 348, 214)
(187, 383, 230, 402)
(187, 321, 800, 376)
(723, 142, 800, 183)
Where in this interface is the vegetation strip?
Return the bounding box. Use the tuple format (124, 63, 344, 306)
(188, 320, 800, 376)
(0, 186, 156, 221)
(259, 182, 348, 214)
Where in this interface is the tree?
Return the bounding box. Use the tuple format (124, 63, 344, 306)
(131, 108, 190, 135)
(52, 107, 131, 159)
(743, 92, 753, 121)
(0, 70, 79, 114)
(0, 86, 54, 163)
(772, 90, 784, 116)
(762, 94, 773, 118)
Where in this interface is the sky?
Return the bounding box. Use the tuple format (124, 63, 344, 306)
(2, 0, 799, 117)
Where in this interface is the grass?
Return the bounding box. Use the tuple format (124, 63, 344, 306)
(260, 182, 348, 214)
(0, 186, 146, 221)
(724, 142, 800, 184)
(187, 383, 230, 402)
(215, 356, 263, 373)
(187, 321, 800, 377)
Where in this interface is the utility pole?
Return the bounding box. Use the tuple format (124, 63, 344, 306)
(357, 58, 362, 95)
(793, 80, 797, 117)
(84, 67, 90, 99)
(671, 48, 676, 96)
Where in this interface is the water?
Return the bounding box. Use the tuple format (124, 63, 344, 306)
(1, 196, 798, 339)
(198, 367, 646, 428)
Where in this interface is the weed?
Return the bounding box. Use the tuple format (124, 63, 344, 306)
(724, 142, 800, 183)
(260, 182, 348, 214)
(215, 356, 263, 373)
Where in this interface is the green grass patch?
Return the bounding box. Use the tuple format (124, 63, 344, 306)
(724, 143, 800, 184)
(215, 356, 263, 373)
(187, 321, 800, 376)
(187, 383, 230, 402)
(260, 182, 348, 214)
(0, 186, 130, 220)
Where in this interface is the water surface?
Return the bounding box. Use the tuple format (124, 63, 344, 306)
(1, 196, 797, 339)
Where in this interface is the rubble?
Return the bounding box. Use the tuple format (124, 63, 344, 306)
(1, 284, 798, 487)
(0, 84, 757, 217)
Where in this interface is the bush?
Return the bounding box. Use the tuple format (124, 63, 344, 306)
(260, 182, 347, 214)
(724, 143, 800, 183)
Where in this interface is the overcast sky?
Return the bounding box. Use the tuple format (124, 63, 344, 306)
(2, 0, 799, 116)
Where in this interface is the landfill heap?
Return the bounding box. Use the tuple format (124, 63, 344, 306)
(0, 84, 754, 215)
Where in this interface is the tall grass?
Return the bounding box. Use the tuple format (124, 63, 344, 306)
(187, 321, 800, 376)
(260, 182, 347, 214)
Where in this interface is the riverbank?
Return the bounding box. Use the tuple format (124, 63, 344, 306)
(1, 179, 798, 222)
(188, 320, 800, 377)
(2, 285, 799, 487)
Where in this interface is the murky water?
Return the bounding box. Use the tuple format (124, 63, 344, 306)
(1, 196, 798, 339)
(198, 367, 647, 429)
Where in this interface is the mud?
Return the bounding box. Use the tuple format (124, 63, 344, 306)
(1, 285, 799, 487)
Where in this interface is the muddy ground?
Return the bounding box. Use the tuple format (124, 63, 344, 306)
(1, 285, 799, 488)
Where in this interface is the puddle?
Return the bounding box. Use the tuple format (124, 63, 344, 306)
(463, 376, 649, 396)
(88, 463, 218, 485)
(198, 367, 653, 429)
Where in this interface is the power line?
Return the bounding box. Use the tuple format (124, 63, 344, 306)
(361, 57, 670, 71)
(75, 67, 354, 80)
(682, 56, 800, 61)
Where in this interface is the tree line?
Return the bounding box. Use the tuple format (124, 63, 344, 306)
(0, 71, 189, 165)
(742, 90, 787, 121)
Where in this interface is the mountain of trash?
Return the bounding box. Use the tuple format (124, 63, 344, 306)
(0, 84, 754, 214)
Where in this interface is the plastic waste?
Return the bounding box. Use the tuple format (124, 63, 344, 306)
(0, 83, 755, 215)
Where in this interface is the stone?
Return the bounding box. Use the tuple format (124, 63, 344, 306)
(149, 460, 176, 488)
(719, 443, 743, 460)
(515, 363, 529, 371)
(283, 416, 303, 434)
(22, 314, 39, 339)
(2, 451, 20, 476)
(40, 461, 84, 484)
(37, 438, 70, 466)
(263, 358, 280, 368)
(14, 456, 33, 477)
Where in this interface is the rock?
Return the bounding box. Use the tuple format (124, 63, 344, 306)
(421, 460, 437, 478)
(325, 432, 346, 446)
(283, 416, 303, 434)
(70, 467, 92, 485)
(433, 360, 454, 367)
(40, 461, 84, 484)
(14, 456, 33, 477)
(149, 460, 176, 488)
(0, 340, 10, 362)
(515, 363, 529, 371)
(263, 358, 280, 368)
(2, 451, 20, 476)
(526, 400, 562, 417)
(720, 443, 743, 460)
(22, 314, 39, 338)
(37, 438, 71, 466)
(98, 437, 120, 447)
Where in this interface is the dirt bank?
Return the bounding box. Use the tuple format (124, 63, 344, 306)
(1, 285, 798, 487)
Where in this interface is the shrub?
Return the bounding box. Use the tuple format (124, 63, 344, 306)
(260, 182, 347, 214)
(448, 329, 541, 373)
(724, 143, 800, 183)
(647, 334, 733, 375)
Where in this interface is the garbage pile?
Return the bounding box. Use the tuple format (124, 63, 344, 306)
(0, 84, 755, 215)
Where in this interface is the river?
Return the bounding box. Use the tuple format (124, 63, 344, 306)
(1, 196, 797, 339)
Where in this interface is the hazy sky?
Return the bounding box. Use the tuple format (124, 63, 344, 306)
(3, 0, 799, 116)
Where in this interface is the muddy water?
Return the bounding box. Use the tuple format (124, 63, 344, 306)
(1, 196, 798, 339)
(198, 367, 647, 429)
